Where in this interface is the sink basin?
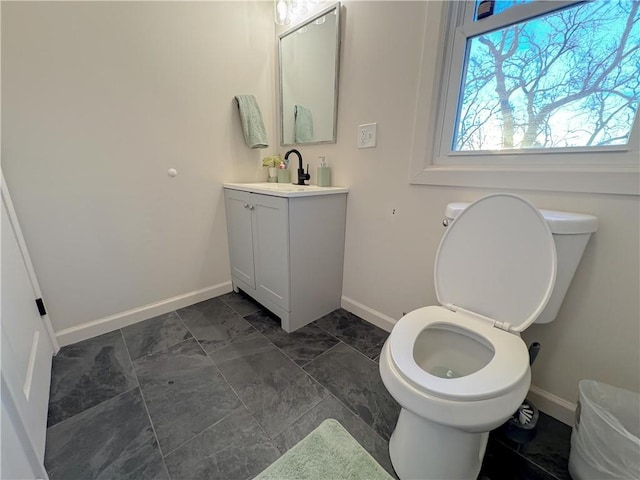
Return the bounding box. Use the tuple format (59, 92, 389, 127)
(223, 182, 348, 198)
(265, 183, 322, 192)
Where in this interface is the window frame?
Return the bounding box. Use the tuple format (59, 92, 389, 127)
(409, 1, 640, 195)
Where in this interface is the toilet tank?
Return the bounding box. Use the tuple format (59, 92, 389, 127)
(444, 202, 598, 324)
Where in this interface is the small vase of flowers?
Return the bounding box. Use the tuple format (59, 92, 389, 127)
(262, 155, 283, 182)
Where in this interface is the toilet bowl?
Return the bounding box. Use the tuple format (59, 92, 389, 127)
(379, 309, 532, 479)
(379, 193, 597, 480)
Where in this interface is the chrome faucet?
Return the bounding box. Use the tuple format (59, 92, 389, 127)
(285, 149, 310, 185)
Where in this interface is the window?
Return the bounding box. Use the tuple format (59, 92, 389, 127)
(410, 1, 640, 195)
(456, 1, 639, 151)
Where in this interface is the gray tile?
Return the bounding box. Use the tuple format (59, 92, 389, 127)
(47, 330, 138, 427)
(165, 407, 280, 480)
(273, 395, 395, 476)
(122, 312, 192, 360)
(177, 297, 256, 353)
(45, 388, 167, 480)
(516, 412, 572, 480)
(303, 342, 400, 441)
(219, 291, 263, 316)
(209, 333, 327, 438)
(482, 439, 557, 480)
(314, 309, 389, 359)
(245, 310, 340, 366)
(133, 338, 241, 454)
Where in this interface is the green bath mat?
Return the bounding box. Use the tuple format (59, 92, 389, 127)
(254, 419, 393, 480)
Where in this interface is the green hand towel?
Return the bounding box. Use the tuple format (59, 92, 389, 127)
(235, 94, 269, 149)
(294, 104, 313, 143)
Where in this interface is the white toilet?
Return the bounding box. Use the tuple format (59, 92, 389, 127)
(379, 193, 598, 480)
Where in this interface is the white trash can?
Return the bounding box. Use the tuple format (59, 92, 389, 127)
(569, 380, 640, 480)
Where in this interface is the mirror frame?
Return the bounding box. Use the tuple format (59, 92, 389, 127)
(278, 2, 341, 146)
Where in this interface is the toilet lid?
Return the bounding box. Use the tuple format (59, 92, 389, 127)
(435, 194, 557, 332)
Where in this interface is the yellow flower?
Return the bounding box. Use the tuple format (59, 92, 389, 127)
(262, 155, 283, 167)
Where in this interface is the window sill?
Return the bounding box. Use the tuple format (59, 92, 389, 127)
(409, 164, 640, 196)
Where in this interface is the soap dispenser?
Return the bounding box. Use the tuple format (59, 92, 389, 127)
(317, 157, 331, 187)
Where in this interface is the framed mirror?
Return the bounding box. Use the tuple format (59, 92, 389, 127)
(279, 2, 341, 146)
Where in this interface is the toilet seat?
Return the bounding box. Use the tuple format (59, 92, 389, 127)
(389, 194, 557, 402)
(435, 194, 556, 331)
(389, 306, 530, 401)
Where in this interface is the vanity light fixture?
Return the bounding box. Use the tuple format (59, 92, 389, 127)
(274, 0, 325, 26)
(275, 0, 289, 25)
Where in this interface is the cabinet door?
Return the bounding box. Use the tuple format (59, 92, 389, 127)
(225, 190, 255, 288)
(253, 194, 289, 310)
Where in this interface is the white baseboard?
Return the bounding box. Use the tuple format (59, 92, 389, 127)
(341, 295, 577, 426)
(527, 384, 576, 427)
(341, 296, 397, 333)
(55, 282, 233, 347)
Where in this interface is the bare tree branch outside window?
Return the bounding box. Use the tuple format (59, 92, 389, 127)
(454, 0, 640, 151)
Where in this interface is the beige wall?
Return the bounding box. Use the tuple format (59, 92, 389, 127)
(3, 1, 639, 421)
(2, 1, 276, 335)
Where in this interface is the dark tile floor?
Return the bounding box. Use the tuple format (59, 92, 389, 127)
(44, 292, 572, 480)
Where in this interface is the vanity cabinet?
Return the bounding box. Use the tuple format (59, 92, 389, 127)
(225, 190, 289, 311)
(224, 185, 347, 332)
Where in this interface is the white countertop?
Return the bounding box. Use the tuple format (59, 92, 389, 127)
(223, 182, 349, 198)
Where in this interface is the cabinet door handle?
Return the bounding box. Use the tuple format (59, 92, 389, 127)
(248, 205, 255, 210)
(244, 203, 249, 209)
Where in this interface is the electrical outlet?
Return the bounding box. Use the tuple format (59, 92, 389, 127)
(358, 123, 377, 148)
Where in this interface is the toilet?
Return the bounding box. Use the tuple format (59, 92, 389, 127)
(379, 193, 598, 480)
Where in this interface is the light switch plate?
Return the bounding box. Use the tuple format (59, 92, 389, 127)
(358, 123, 377, 148)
